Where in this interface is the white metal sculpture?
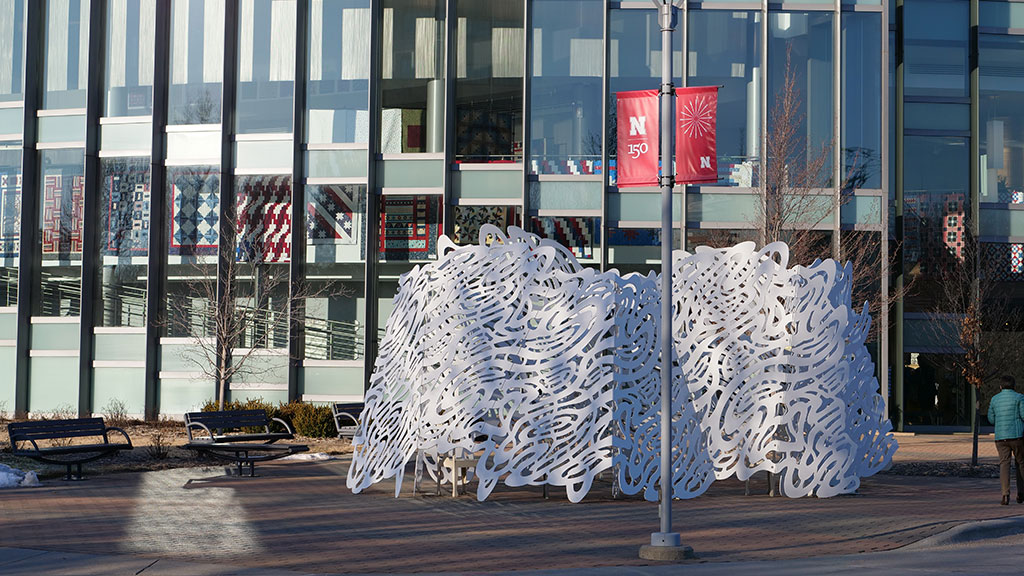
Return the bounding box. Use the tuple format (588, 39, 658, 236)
(346, 226, 896, 502)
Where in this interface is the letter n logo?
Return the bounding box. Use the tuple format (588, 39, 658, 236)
(629, 116, 647, 137)
(699, 156, 712, 169)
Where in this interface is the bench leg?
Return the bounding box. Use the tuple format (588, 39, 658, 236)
(62, 463, 84, 481)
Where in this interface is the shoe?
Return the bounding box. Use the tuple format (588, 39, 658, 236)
(1002, 495, 1010, 505)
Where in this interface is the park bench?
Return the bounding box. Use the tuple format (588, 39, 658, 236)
(7, 418, 133, 480)
(183, 409, 308, 477)
(331, 402, 364, 439)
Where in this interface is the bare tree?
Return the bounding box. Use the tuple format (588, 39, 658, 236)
(924, 222, 1023, 465)
(166, 209, 350, 411)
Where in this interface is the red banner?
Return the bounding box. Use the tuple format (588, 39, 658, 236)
(675, 86, 719, 184)
(616, 90, 659, 188)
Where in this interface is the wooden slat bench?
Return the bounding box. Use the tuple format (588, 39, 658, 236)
(331, 402, 364, 439)
(183, 409, 308, 477)
(7, 418, 133, 480)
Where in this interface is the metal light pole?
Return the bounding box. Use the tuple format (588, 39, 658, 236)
(638, 0, 694, 562)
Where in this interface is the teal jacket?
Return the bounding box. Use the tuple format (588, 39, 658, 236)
(988, 390, 1024, 441)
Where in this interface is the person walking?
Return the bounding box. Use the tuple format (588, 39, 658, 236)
(987, 375, 1024, 505)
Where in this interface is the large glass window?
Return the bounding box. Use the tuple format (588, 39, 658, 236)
(379, 194, 442, 261)
(453, 205, 520, 245)
(99, 157, 150, 327)
(0, 1, 26, 104)
(104, 0, 155, 117)
(307, 0, 370, 144)
(166, 166, 219, 337)
(237, 0, 296, 134)
(37, 148, 85, 316)
(608, 9, 682, 186)
(169, 0, 224, 125)
(980, 34, 1024, 203)
(380, 0, 445, 153)
(305, 184, 366, 360)
(42, 0, 90, 110)
(529, 0, 602, 175)
(530, 215, 600, 261)
(688, 11, 762, 187)
(903, 135, 968, 312)
(0, 149, 20, 307)
(768, 12, 834, 186)
(454, 1, 524, 163)
(904, 0, 968, 98)
(841, 13, 882, 190)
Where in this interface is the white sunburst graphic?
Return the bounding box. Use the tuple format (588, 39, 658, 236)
(679, 95, 714, 139)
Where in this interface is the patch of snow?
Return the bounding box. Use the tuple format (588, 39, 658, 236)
(0, 464, 41, 488)
(282, 452, 334, 461)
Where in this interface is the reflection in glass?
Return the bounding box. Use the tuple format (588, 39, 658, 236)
(104, 0, 156, 117)
(0, 0, 26, 103)
(980, 35, 1024, 203)
(607, 227, 679, 275)
(903, 353, 970, 426)
(379, 194, 442, 261)
(236, 0, 296, 134)
(768, 12, 834, 184)
(688, 11, 762, 187)
(686, 228, 758, 250)
(455, 1, 524, 162)
(0, 149, 20, 307)
(380, 0, 445, 153)
(608, 9, 682, 186)
(99, 157, 150, 326)
(453, 205, 520, 245)
(38, 148, 85, 316)
(307, 0, 370, 144)
(43, 0, 90, 110)
(530, 0, 602, 175)
(166, 166, 219, 337)
(841, 13, 881, 190)
(903, 136, 968, 312)
(530, 215, 600, 260)
(304, 184, 366, 360)
(169, 0, 224, 125)
(904, 0, 968, 98)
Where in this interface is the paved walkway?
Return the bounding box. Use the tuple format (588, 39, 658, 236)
(0, 435, 1019, 575)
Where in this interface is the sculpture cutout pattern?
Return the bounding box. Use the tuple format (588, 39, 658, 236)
(347, 226, 897, 502)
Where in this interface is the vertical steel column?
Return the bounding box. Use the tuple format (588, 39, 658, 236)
(442, 0, 455, 238)
(78, 0, 106, 416)
(599, 0, 609, 272)
(288, 0, 310, 403)
(216, 0, 240, 406)
(892, 0, 905, 431)
(521, 0, 532, 232)
(892, 0, 909, 430)
(678, 0, 687, 253)
(14, 0, 44, 418)
(362, 0, 383, 389)
(879, 0, 891, 418)
(144, 0, 171, 420)
(833, 3, 842, 260)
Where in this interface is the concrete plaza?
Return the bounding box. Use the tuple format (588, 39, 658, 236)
(0, 434, 1021, 575)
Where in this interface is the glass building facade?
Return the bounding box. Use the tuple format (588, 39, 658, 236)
(0, 0, 1014, 427)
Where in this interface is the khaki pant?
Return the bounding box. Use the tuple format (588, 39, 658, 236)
(995, 437, 1024, 498)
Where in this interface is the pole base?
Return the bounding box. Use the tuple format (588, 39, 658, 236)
(639, 532, 696, 561)
(639, 544, 696, 562)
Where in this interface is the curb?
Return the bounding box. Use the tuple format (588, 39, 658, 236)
(904, 515, 1024, 549)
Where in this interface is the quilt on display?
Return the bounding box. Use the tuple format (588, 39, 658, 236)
(452, 205, 517, 245)
(170, 171, 220, 256)
(530, 216, 598, 259)
(348, 226, 897, 502)
(104, 170, 151, 256)
(379, 195, 441, 261)
(41, 175, 85, 257)
(236, 176, 292, 263)
(0, 173, 21, 258)
(307, 184, 363, 247)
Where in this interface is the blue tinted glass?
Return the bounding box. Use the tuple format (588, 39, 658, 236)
(104, 0, 155, 117)
(0, 149, 20, 308)
(307, 0, 370, 144)
(689, 10, 762, 187)
(99, 156, 150, 327)
(842, 13, 882, 190)
(38, 148, 86, 316)
(169, 0, 224, 125)
(529, 0, 603, 175)
(904, 0, 968, 98)
(0, 1, 26, 103)
(236, 0, 296, 134)
(980, 34, 1024, 203)
(43, 0, 90, 109)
